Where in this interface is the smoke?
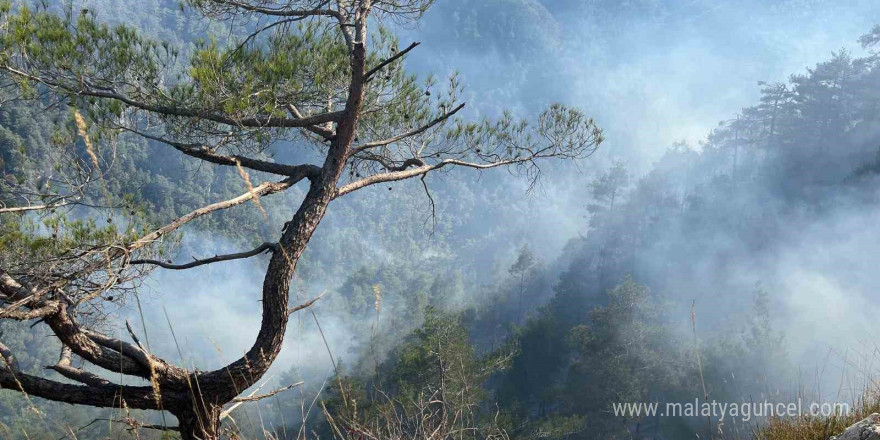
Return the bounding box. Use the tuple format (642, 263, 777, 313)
(774, 200, 880, 368)
(87, 0, 880, 421)
(405, 0, 880, 163)
(125, 236, 356, 379)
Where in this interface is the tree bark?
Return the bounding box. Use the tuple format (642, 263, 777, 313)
(175, 405, 222, 440)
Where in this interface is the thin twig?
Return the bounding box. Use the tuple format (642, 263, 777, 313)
(231, 381, 304, 403)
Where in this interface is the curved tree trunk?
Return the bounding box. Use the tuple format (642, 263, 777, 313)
(171, 175, 339, 440)
(178, 36, 370, 435)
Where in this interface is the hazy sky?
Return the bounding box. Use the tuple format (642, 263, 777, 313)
(402, 0, 880, 169)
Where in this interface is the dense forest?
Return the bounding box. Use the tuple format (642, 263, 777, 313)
(2, 1, 880, 440)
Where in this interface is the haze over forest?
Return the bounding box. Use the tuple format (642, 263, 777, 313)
(2, 1, 880, 440)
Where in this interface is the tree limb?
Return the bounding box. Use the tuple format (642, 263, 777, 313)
(131, 130, 317, 177)
(129, 242, 278, 270)
(230, 381, 303, 403)
(0, 271, 38, 302)
(286, 103, 337, 141)
(3, 66, 346, 129)
(335, 157, 526, 198)
(0, 368, 163, 409)
(0, 272, 61, 320)
(351, 103, 465, 153)
(81, 328, 178, 379)
(204, 1, 344, 20)
(287, 291, 326, 315)
(0, 200, 74, 214)
(46, 346, 114, 387)
(0, 301, 61, 321)
(0, 336, 161, 409)
(128, 177, 307, 252)
(0, 272, 152, 377)
(364, 41, 420, 82)
(0, 340, 19, 372)
(44, 303, 153, 377)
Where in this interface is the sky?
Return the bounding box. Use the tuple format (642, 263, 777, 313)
(404, 0, 880, 169)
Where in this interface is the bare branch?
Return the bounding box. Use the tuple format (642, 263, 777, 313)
(0, 272, 61, 320)
(364, 41, 420, 82)
(0, 271, 37, 302)
(231, 381, 303, 403)
(220, 377, 272, 420)
(0, 368, 162, 409)
(124, 321, 145, 350)
(130, 242, 278, 270)
(0, 301, 61, 321)
(45, 303, 153, 377)
(0, 340, 19, 372)
(82, 329, 168, 375)
(129, 178, 305, 253)
(0, 272, 155, 377)
(335, 158, 524, 198)
(420, 174, 436, 231)
(46, 347, 114, 387)
(286, 103, 337, 140)
(351, 103, 465, 153)
(0, 200, 75, 214)
(0, 336, 160, 409)
(130, 130, 319, 177)
(287, 291, 326, 315)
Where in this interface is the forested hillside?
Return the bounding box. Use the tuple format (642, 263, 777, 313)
(2, 1, 880, 440)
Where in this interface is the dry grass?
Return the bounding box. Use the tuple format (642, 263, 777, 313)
(754, 391, 880, 440)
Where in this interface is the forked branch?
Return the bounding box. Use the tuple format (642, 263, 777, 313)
(0, 341, 162, 409)
(46, 347, 114, 387)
